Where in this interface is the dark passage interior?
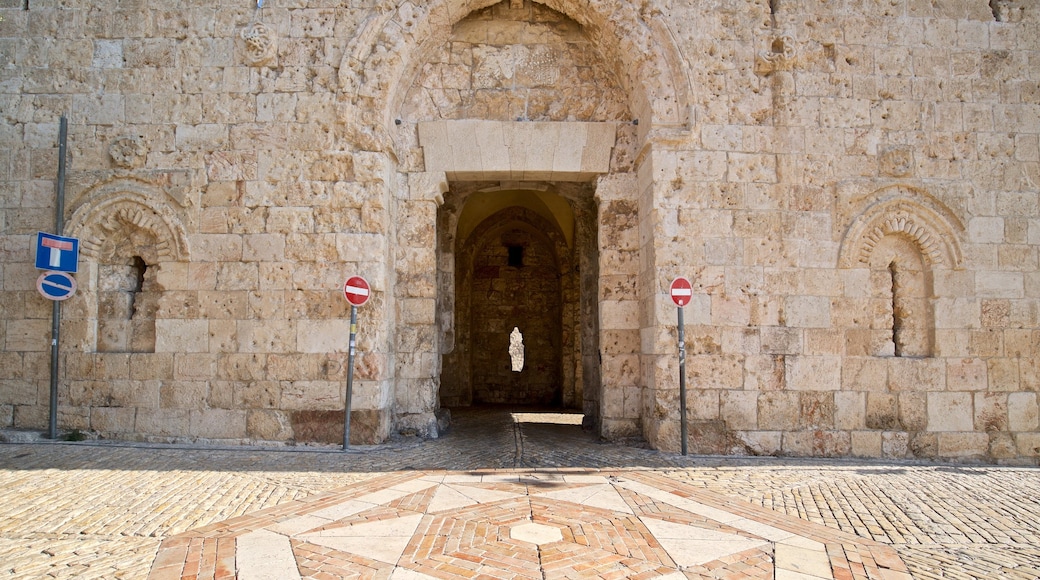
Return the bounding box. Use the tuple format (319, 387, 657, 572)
(439, 185, 595, 414)
(469, 220, 563, 405)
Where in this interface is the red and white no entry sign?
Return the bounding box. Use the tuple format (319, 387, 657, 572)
(670, 277, 693, 307)
(343, 276, 370, 306)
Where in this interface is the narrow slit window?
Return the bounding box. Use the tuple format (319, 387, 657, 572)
(888, 261, 899, 356)
(129, 256, 146, 314)
(507, 245, 524, 268)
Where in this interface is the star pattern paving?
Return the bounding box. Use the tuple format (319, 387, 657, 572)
(148, 470, 911, 580)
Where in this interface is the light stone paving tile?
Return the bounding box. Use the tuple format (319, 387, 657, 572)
(310, 498, 379, 521)
(533, 483, 634, 513)
(427, 484, 481, 512)
(237, 532, 301, 580)
(299, 513, 424, 565)
(446, 483, 525, 504)
(389, 568, 440, 580)
(727, 516, 797, 541)
(775, 543, 833, 578)
(638, 517, 770, 567)
(267, 513, 330, 535)
(236, 529, 301, 580)
(617, 478, 744, 525)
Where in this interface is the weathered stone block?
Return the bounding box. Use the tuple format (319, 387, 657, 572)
(155, 320, 210, 353)
(297, 320, 351, 354)
(851, 431, 882, 457)
(174, 353, 218, 380)
(90, 407, 136, 435)
(786, 356, 841, 391)
(744, 355, 785, 391)
(685, 390, 720, 422)
(1008, 392, 1039, 431)
(736, 431, 781, 456)
(130, 353, 175, 380)
(937, 432, 989, 458)
(899, 392, 929, 432)
(247, 410, 293, 441)
(281, 381, 342, 411)
(974, 392, 1008, 432)
(720, 391, 757, 430)
(761, 327, 802, 355)
(947, 358, 989, 390)
(882, 431, 909, 458)
(866, 393, 901, 430)
(160, 381, 209, 410)
(889, 358, 946, 391)
(238, 320, 297, 353)
(785, 296, 832, 328)
(190, 409, 247, 440)
(927, 392, 973, 432)
(758, 392, 800, 431)
(5, 319, 48, 351)
(834, 391, 865, 430)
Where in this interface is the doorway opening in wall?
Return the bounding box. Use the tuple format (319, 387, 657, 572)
(438, 183, 599, 424)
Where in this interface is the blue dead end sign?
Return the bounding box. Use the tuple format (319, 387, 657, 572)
(35, 232, 80, 273)
(37, 271, 77, 301)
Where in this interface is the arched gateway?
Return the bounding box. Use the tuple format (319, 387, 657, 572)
(362, 0, 693, 443)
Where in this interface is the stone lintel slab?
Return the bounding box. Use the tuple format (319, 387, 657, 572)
(418, 120, 617, 182)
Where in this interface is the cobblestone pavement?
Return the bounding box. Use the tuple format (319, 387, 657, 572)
(0, 407, 1036, 579)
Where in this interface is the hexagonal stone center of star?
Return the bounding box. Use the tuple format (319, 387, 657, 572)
(510, 522, 563, 545)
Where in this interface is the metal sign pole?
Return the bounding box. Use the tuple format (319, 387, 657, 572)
(48, 115, 68, 440)
(343, 304, 358, 450)
(678, 305, 688, 456)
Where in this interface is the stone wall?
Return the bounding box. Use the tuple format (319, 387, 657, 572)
(0, 0, 1037, 463)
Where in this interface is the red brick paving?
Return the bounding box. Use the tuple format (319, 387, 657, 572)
(148, 470, 911, 580)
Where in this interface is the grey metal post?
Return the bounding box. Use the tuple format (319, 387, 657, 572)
(48, 115, 68, 440)
(343, 304, 358, 450)
(678, 305, 688, 456)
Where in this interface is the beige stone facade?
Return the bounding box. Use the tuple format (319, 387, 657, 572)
(1, 0, 1038, 463)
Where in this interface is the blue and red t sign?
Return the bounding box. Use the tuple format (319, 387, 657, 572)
(35, 232, 80, 273)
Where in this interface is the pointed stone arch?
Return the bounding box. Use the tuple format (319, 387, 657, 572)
(337, 0, 692, 154)
(838, 186, 964, 270)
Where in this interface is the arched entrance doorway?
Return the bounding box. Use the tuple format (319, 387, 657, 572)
(440, 188, 584, 410)
(361, 0, 693, 443)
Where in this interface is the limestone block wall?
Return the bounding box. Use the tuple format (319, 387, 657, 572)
(0, 0, 1037, 464)
(638, 0, 1040, 464)
(0, 0, 398, 444)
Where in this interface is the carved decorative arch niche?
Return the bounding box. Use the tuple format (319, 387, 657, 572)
(66, 180, 190, 353)
(67, 181, 190, 263)
(839, 187, 964, 358)
(839, 188, 963, 270)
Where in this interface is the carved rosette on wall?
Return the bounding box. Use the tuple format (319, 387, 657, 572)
(879, 146, 914, 178)
(755, 35, 798, 76)
(109, 135, 148, 169)
(991, 0, 1024, 23)
(241, 22, 277, 66)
